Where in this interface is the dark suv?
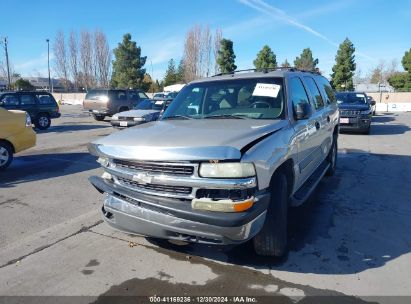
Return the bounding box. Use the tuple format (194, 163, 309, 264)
(336, 92, 374, 134)
(0, 91, 60, 130)
(83, 89, 149, 121)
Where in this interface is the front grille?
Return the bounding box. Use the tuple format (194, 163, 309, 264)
(117, 177, 193, 195)
(118, 116, 134, 121)
(113, 159, 194, 176)
(340, 110, 360, 117)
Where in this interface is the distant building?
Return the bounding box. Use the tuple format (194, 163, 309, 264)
(354, 83, 394, 93)
(0, 76, 65, 92)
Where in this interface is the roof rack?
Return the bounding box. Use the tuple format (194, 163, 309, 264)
(211, 66, 321, 77)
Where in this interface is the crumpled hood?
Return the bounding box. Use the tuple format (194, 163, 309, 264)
(89, 119, 287, 161)
(115, 109, 160, 117)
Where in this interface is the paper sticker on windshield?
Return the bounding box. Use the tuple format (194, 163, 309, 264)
(356, 94, 365, 97)
(252, 83, 281, 98)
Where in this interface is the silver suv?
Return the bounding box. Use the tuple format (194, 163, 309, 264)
(88, 68, 339, 257)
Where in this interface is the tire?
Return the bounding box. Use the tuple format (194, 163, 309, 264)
(253, 173, 288, 257)
(326, 137, 337, 176)
(0, 142, 13, 171)
(35, 114, 51, 130)
(92, 114, 106, 121)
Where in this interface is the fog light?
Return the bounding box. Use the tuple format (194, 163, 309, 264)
(97, 157, 109, 167)
(191, 197, 254, 212)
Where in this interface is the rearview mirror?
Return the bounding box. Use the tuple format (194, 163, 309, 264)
(295, 102, 312, 120)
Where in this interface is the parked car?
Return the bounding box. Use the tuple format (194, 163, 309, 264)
(83, 89, 150, 121)
(153, 91, 178, 100)
(110, 99, 172, 128)
(0, 91, 60, 130)
(88, 68, 339, 257)
(0, 107, 36, 170)
(336, 92, 373, 134)
(367, 95, 377, 115)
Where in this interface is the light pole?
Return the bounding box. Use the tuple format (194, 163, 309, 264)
(1, 37, 11, 90)
(46, 38, 51, 92)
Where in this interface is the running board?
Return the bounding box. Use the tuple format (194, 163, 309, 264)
(290, 161, 330, 207)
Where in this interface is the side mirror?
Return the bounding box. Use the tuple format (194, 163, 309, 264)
(295, 102, 311, 120)
(370, 100, 376, 106)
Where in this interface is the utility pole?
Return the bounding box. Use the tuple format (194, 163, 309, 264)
(2, 37, 11, 90)
(46, 38, 51, 92)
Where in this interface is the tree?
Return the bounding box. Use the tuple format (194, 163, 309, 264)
(68, 31, 80, 90)
(163, 59, 177, 86)
(176, 59, 185, 83)
(217, 39, 237, 73)
(281, 59, 290, 68)
(369, 61, 385, 84)
(213, 29, 223, 75)
(111, 33, 146, 89)
(330, 38, 356, 91)
(53, 31, 70, 91)
(80, 31, 95, 89)
(294, 48, 318, 71)
(94, 29, 111, 88)
(253, 45, 277, 70)
(402, 48, 411, 72)
(13, 78, 34, 90)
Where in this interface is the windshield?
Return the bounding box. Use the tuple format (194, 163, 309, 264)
(161, 77, 284, 120)
(336, 93, 367, 104)
(85, 90, 108, 100)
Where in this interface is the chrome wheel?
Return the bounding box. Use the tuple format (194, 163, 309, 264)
(0, 146, 9, 167)
(39, 116, 49, 128)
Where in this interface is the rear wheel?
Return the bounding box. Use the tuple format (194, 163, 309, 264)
(253, 173, 288, 257)
(0, 142, 13, 171)
(326, 137, 337, 176)
(35, 114, 51, 130)
(92, 114, 106, 121)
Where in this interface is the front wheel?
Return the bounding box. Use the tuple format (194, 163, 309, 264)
(253, 173, 288, 257)
(0, 142, 13, 170)
(35, 114, 51, 130)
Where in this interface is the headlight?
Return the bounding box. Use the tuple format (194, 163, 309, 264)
(199, 162, 256, 178)
(112, 115, 118, 120)
(97, 157, 109, 167)
(25, 112, 32, 127)
(360, 109, 371, 115)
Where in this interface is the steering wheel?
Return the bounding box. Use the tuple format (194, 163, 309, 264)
(249, 101, 271, 108)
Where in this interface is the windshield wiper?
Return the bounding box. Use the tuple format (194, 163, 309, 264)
(203, 114, 248, 119)
(162, 115, 193, 120)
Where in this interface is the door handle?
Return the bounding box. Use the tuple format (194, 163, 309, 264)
(315, 121, 320, 130)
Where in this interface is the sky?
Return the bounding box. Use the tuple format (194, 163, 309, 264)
(0, 0, 410, 81)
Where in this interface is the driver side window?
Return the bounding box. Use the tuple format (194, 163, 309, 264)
(290, 77, 311, 115)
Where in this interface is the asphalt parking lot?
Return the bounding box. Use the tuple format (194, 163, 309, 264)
(1, 105, 410, 303)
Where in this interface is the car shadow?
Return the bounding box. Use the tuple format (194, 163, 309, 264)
(370, 123, 411, 135)
(35, 124, 110, 133)
(147, 151, 411, 275)
(371, 114, 397, 123)
(0, 152, 99, 188)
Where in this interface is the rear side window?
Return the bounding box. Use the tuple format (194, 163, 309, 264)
(0, 94, 19, 106)
(138, 92, 148, 99)
(20, 94, 36, 105)
(128, 91, 140, 102)
(109, 90, 127, 101)
(289, 77, 310, 111)
(304, 77, 324, 109)
(85, 90, 108, 100)
(316, 77, 336, 104)
(36, 94, 54, 105)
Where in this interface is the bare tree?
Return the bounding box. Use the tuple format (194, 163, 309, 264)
(213, 29, 222, 75)
(94, 29, 111, 88)
(200, 26, 212, 77)
(53, 31, 70, 91)
(68, 31, 80, 90)
(183, 26, 200, 82)
(80, 30, 95, 89)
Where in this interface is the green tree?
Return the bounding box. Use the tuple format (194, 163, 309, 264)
(163, 59, 177, 86)
(253, 45, 277, 70)
(13, 78, 34, 90)
(281, 59, 291, 68)
(402, 48, 411, 72)
(111, 33, 146, 89)
(294, 48, 319, 71)
(176, 59, 185, 83)
(330, 38, 356, 91)
(217, 39, 237, 73)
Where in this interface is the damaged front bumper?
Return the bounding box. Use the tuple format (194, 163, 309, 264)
(90, 176, 270, 245)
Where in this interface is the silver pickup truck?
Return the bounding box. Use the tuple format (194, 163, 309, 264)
(88, 68, 339, 257)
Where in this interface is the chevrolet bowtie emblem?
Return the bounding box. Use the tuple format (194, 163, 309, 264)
(132, 172, 153, 184)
